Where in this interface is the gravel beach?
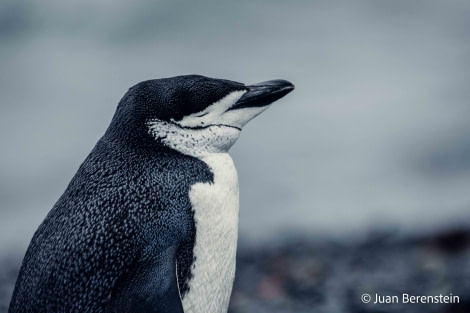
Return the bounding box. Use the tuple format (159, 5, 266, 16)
(2, 228, 469, 313)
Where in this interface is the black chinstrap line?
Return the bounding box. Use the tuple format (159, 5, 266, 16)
(148, 119, 242, 132)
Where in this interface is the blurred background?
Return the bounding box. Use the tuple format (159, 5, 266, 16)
(1, 0, 470, 312)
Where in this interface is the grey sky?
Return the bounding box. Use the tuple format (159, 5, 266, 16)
(1, 0, 470, 252)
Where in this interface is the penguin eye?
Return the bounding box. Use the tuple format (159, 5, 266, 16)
(194, 112, 208, 118)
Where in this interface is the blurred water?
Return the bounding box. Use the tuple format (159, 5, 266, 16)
(1, 0, 470, 253)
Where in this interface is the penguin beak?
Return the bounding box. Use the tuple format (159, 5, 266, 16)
(228, 79, 295, 111)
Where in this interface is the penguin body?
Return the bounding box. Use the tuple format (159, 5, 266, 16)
(9, 75, 294, 313)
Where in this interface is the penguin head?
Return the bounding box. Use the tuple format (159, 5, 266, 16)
(108, 75, 294, 156)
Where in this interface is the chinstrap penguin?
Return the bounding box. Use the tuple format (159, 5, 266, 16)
(9, 75, 294, 313)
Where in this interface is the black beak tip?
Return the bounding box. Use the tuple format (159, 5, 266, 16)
(229, 78, 295, 111)
(255, 79, 295, 100)
(253, 79, 295, 98)
(251, 79, 295, 92)
(274, 79, 295, 95)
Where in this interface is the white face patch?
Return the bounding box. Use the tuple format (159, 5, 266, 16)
(146, 90, 275, 157)
(147, 91, 247, 157)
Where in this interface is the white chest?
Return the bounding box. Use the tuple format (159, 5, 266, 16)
(181, 153, 239, 313)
